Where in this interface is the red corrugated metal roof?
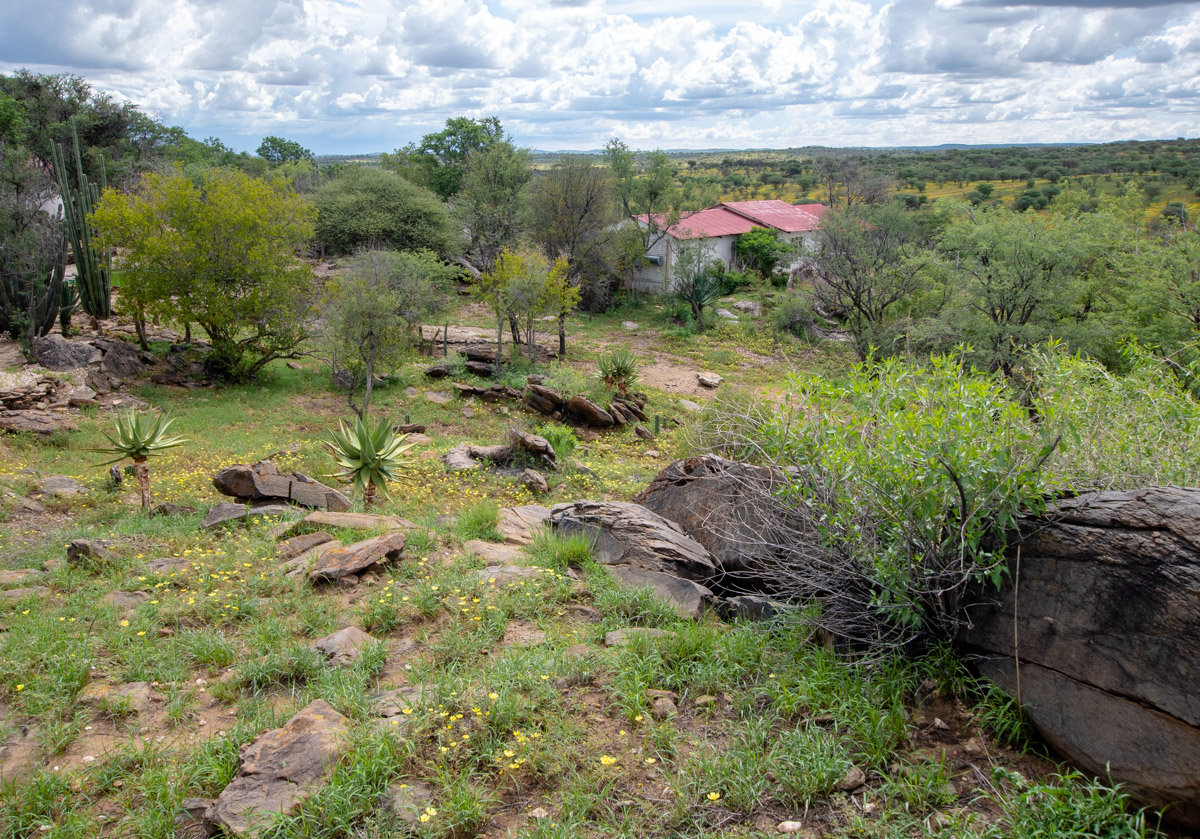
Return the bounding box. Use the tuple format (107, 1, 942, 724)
(637, 207, 762, 239)
(719, 200, 828, 233)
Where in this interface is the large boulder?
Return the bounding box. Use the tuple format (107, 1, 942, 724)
(206, 699, 349, 835)
(310, 532, 406, 583)
(31, 334, 100, 370)
(551, 500, 716, 580)
(214, 460, 351, 511)
(95, 337, 145, 382)
(960, 487, 1200, 829)
(606, 566, 714, 619)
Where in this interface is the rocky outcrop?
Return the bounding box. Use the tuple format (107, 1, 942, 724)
(201, 503, 293, 530)
(206, 699, 349, 836)
(961, 487, 1200, 829)
(497, 505, 551, 545)
(442, 429, 557, 473)
(551, 500, 716, 580)
(213, 460, 351, 511)
(310, 532, 406, 584)
(0, 410, 78, 436)
(605, 566, 714, 620)
(32, 334, 101, 369)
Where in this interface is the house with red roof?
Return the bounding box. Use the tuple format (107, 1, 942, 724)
(630, 200, 828, 293)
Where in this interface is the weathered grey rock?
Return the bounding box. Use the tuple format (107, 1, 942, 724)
(961, 487, 1200, 828)
(565, 395, 614, 428)
(464, 360, 494, 377)
(715, 308, 739, 322)
(678, 399, 702, 412)
(175, 797, 217, 839)
(732, 300, 762, 317)
(425, 391, 453, 405)
(634, 424, 655, 441)
(622, 321, 640, 331)
(696, 372, 722, 389)
(36, 475, 87, 497)
(424, 364, 452, 379)
(202, 503, 292, 530)
(463, 540, 524, 565)
(66, 385, 98, 407)
(377, 781, 436, 828)
(471, 565, 553, 585)
(273, 510, 414, 539)
(605, 566, 714, 619)
(511, 429, 557, 467)
(206, 699, 349, 836)
(604, 627, 674, 648)
(650, 695, 678, 719)
(311, 627, 378, 666)
(67, 538, 115, 565)
(97, 338, 145, 382)
(634, 455, 800, 576)
(497, 505, 551, 545)
(141, 557, 192, 576)
(551, 500, 717, 579)
(444, 444, 481, 472)
(78, 681, 153, 713)
(720, 595, 791, 622)
(836, 766, 866, 792)
(0, 568, 45, 587)
(0, 586, 49, 602)
(213, 461, 351, 511)
(310, 533, 406, 583)
(277, 532, 337, 562)
(32, 334, 101, 369)
(521, 468, 549, 495)
(102, 590, 150, 613)
(372, 684, 428, 717)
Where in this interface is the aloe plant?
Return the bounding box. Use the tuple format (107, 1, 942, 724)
(92, 410, 187, 509)
(52, 117, 112, 322)
(595, 347, 640, 395)
(326, 416, 414, 508)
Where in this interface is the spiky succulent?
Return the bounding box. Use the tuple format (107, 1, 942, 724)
(92, 410, 187, 465)
(595, 347, 640, 395)
(326, 416, 414, 501)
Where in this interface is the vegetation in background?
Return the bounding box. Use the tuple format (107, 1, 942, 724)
(313, 166, 458, 257)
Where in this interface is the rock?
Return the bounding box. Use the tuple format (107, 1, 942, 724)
(78, 681, 153, 714)
(67, 538, 115, 566)
(464, 360, 494, 377)
(397, 423, 426, 434)
(961, 487, 1200, 828)
(0, 724, 42, 782)
(510, 429, 557, 467)
(0, 569, 45, 587)
(36, 475, 87, 497)
(206, 699, 349, 836)
(566, 604, 603, 622)
(286, 361, 302, 370)
(634, 424, 655, 441)
(694, 694, 718, 708)
(175, 796, 217, 839)
(565, 395, 615, 428)
(405, 433, 433, 445)
(696, 372, 722, 389)
(622, 321, 640, 331)
(97, 338, 145, 382)
(424, 364, 452, 379)
(202, 502, 293, 530)
(443, 444, 481, 472)
(425, 391, 453, 405)
(604, 628, 674, 648)
(377, 781, 436, 828)
(835, 766, 866, 792)
(310, 533, 406, 583)
(678, 399, 702, 412)
(102, 591, 150, 612)
(372, 684, 428, 717)
(463, 540, 525, 565)
(650, 696, 678, 719)
(776, 821, 811, 834)
(471, 565, 553, 585)
(66, 385, 98, 407)
(273, 510, 415, 538)
(521, 468, 549, 495)
(141, 557, 192, 576)
(503, 620, 547, 646)
(213, 461, 351, 511)
(720, 595, 791, 622)
(277, 532, 337, 562)
(634, 455, 801, 577)
(32, 334, 101, 369)
(715, 308, 739, 322)
(643, 450, 661, 458)
(732, 300, 762, 317)
(0, 586, 49, 602)
(606, 566, 714, 620)
(528, 806, 551, 820)
(551, 500, 717, 579)
(497, 505, 551, 544)
(311, 627, 378, 666)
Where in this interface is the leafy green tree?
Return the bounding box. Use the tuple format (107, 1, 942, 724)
(91, 167, 316, 381)
(456, 141, 531, 275)
(314, 166, 457, 256)
(382, 116, 504, 200)
(477, 248, 576, 370)
(733, 226, 794, 280)
(257, 135, 314, 164)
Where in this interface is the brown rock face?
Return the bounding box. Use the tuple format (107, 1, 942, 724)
(213, 460, 351, 511)
(311, 627, 378, 666)
(960, 487, 1200, 829)
(206, 699, 349, 836)
(564, 395, 614, 428)
(310, 533, 406, 583)
(497, 505, 551, 545)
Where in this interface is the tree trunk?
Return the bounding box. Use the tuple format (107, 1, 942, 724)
(508, 313, 521, 346)
(363, 480, 377, 510)
(558, 312, 566, 357)
(133, 457, 151, 510)
(495, 313, 504, 378)
(361, 339, 376, 419)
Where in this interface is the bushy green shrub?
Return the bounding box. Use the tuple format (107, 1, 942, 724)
(772, 291, 817, 338)
(313, 167, 457, 256)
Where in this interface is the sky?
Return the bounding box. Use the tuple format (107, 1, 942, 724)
(2, 0, 1198, 155)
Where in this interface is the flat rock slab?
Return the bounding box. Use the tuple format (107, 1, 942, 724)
(605, 566, 714, 620)
(372, 684, 428, 717)
(37, 475, 87, 497)
(425, 391, 453, 405)
(0, 725, 41, 783)
(277, 532, 337, 562)
(67, 538, 116, 565)
(604, 628, 675, 648)
(497, 505, 551, 545)
(0, 586, 49, 602)
(0, 569, 45, 588)
(275, 511, 415, 539)
(503, 620, 547, 646)
(444, 444, 482, 472)
(378, 781, 436, 828)
(471, 565, 554, 585)
(213, 461, 351, 511)
(141, 557, 192, 577)
(0, 410, 78, 436)
(206, 699, 349, 836)
(463, 540, 525, 565)
(78, 681, 153, 714)
(202, 503, 293, 530)
(551, 500, 717, 579)
(311, 627, 378, 666)
(310, 533, 406, 583)
(102, 591, 150, 612)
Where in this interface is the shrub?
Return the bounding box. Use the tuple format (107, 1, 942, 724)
(772, 291, 817, 338)
(313, 166, 458, 256)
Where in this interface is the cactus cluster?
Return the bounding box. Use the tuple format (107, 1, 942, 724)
(52, 117, 112, 321)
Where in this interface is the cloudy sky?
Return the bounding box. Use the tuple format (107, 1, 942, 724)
(2, 0, 1198, 154)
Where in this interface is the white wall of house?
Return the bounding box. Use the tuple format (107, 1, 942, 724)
(628, 233, 741, 294)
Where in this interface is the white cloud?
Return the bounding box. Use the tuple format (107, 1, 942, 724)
(1, 0, 1197, 153)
